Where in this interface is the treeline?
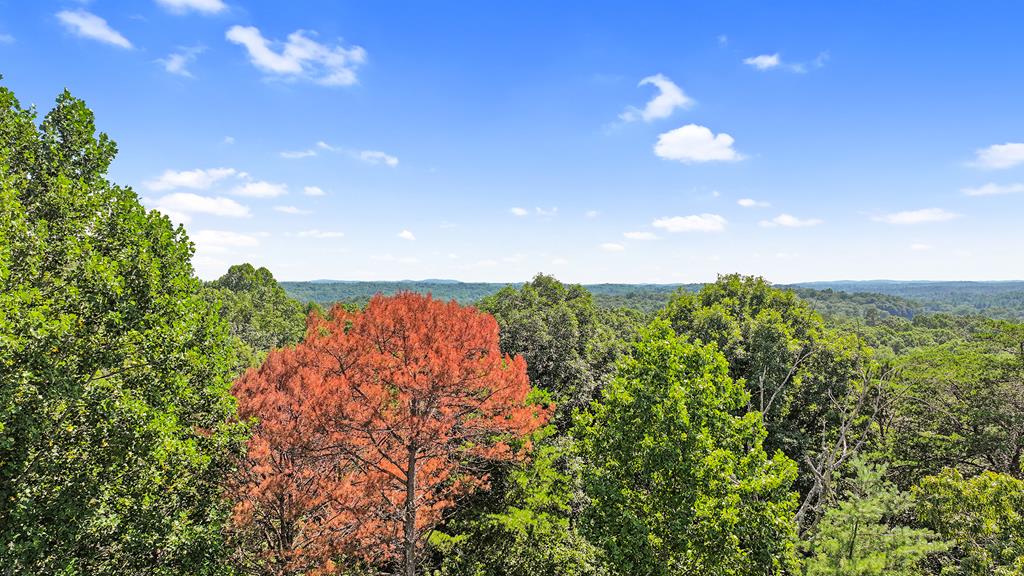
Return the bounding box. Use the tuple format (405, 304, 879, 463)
(3, 86, 1024, 576)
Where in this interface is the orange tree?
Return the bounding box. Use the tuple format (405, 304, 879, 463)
(231, 293, 548, 575)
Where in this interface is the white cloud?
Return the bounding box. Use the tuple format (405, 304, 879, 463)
(222, 136, 235, 145)
(225, 25, 366, 86)
(317, 140, 340, 152)
(962, 182, 1024, 196)
(231, 181, 288, 198)
(584, 210, 599, 219)
(274, 205, 311, 215)
(145, 167, 237, 191)
(191, 230, 260, 254)
(910, 243, 932, 251)
(600, 243, 625, 252)
(620, 74, 694, 123)
(623, 231, 657, 240)
(737, 198, 770, 208)
(743, 52, 811, 73)
(535, 206, 558, 217)
(759, 214, 823, 228)
(872, 208, 960, 225)
(151, 192, 250, 223)
(57, 10, 132, 49)
(654, 124, 744, 163)
(652, 213, 727, 233)
(303, 186, 326, 196)
(744, 53, 780, 70)
(297, 229, 344, 239)
(970, 143, 1024, 170)
(398, 229, 415, 241)
(717, 34, 728, 46)
(156, 0, 227, 14)
(0, 34, 14, 44)
(358, 150, 399, 167)
(280, 149, 317, 159)
(510, 207, 529, 216)
(157, 46, 204, 77)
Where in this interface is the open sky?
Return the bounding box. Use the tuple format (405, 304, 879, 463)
(3, 1, 1024, 283)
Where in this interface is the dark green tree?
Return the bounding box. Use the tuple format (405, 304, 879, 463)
(574, 320, 799, 576)
(205, 263, 308, 372)
(802, 459, 949, 576)
(0, 85, 245, 574)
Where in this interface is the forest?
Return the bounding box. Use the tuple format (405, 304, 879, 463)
(3, 87, 1023, 576)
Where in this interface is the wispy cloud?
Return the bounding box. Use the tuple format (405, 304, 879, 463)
(652, 214, 727, 232)
(274, 205, 311, 215)
(970, 143, 1024, 170)
(156, 0, 227, 14)
(150, 192, 250, 224)
(145, 167, 237, 191)
(157, 46, 204, 77)
(231, 181, 288, 198)
(737, 198, 770, 208)
(620, 74, 694, 123)
(759, 214, 823, 228)
(280, 148, 317, 159)
(0, 33, 14, 44)
(510, 207, 529, 217)
(358, 150, 399, 167)
(962, 182, 1024, 196)
(654, 124, 744, 163)
(226, 25, 366, 86)
(303, 186, 326, 196)
(535, 207, 558, 217)
(743, 51, 827, 73)
(623, 231, 657, 240)
(600, 242, 625, 252)
(397, 229, 416, 241)
(57, 10, 132, 49)
(297, 229, 344, 239)
(872, 208, 960, 225)
(192, 229, 261, 254)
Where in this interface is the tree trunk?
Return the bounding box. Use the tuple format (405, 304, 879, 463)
(403, 445, 418, 576)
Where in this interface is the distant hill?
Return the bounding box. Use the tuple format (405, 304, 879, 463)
(281, 279, 1024, 320)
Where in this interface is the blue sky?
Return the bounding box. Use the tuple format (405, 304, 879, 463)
(3, 0, 1024, 282)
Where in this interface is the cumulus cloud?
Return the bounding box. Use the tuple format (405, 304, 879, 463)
(145, 167, 237, 191)
(397, 229, 415, 241)
(297, 229, 344, 239)
(156, 0, 227, 14)
(157, 46, 204, 77)
(737, 198, 770, 208)
(303, 186, 326, 196)
(231, 181, 288, 198)
(623, 231, 657, 240)
(274, 205, 311, 215)
(600, 243, 625, 252)
(510, 207, 529, 216)
(226, 25, 366, 86)
(962, 182, 1024, 196)
(358, 150, 399, 167)
(150, 192, 250, 223)
(872, 208, 960, 225)
(57, 10, 132, 49)
(759, 214, 823, 228)
(970, 143, 1024, 170)
(652, 213, 727, 232)
(620, 74, 694, 123)
(654, 124, 744, 163)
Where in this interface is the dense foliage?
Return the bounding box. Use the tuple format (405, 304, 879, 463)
(0, 85, 245, 574)
(4, 84, 1022, 576)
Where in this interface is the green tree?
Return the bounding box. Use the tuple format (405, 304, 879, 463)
(0, 85, 245, 574)
(913, 469, 1024, 576)
(574, 320, 799, 576)
(803, 459, 949, 576)
(205, 263, 308, 372)
(479, 274, 639, 427)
